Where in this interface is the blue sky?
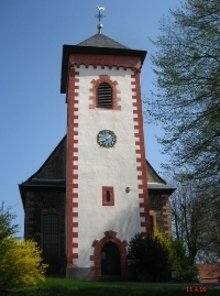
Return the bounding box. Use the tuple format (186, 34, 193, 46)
(0, 0, 180, 237)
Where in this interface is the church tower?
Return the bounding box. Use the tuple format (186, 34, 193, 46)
(60, 28, 151, 279)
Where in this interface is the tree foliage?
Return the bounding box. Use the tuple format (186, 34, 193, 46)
(0, 203, 47, 291)
(0, 238, 47, 290)
(128, 232, 199, 282)
(0, 203, 18, 242)
(153, 228, 199, 282)
(128, 233, 170, 281)
(168, 175, 220, 262)
(147, 0, 220, 193)
(153, 228, 190, 273)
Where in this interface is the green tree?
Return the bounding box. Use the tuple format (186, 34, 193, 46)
(168, 175, 220, 262)
(153, 228, 189, 272)
(0, 203, 19, 264)
(153, 227, 199, 282)
(0, 203, 18, 242)
(128, 233, 170, 281)
(147, 0, 220, 194)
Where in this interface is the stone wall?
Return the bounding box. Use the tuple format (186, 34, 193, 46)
(24, 188, 66, 275)
(149, 193, 172, 236)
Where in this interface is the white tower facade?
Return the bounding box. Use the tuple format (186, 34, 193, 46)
(60, 34, 150, 280)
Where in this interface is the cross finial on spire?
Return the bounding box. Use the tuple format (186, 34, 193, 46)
(96, 5, 105, 34)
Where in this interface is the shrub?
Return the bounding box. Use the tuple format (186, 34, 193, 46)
(128, 233, 171, 281)
(153, 228, 199, 282)
(176, 265, 199, 282)
(0, 238, 48, 290)
(0, 203, 47, 291)
(153, 228, 190, 273)
(169, 240, 190, 273)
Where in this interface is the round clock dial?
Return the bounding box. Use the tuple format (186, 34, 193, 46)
(97, 130, 117, 148)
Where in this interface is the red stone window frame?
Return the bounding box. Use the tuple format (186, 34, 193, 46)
(102, 186, 114, 206)
(89, 75, 121, 110)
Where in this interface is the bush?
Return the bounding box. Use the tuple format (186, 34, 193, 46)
(0, 238, 48, 290)
(153, 228, 199, 282)
(128, 233, 171, 282)
(176, 265, 199, 282)
(0, 203, 47, 291)
(153, 228, 189, 273)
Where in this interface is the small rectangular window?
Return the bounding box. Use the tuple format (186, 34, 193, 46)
(102, 186, 114, 206)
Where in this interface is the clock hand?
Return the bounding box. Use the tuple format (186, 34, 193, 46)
(103, 135, 111, 141)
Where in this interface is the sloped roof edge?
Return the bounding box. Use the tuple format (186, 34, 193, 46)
(20, 135, 66, 183)
(146, 160, 167, 184)
(19, 136, 176, 207)
(77, 33, 130, 49)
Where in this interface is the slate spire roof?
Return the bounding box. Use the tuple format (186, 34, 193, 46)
(60, 33, 146, 93)
(77, 33, 129, 49)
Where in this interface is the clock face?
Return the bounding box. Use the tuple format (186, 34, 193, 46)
(97, 130, 117, 148)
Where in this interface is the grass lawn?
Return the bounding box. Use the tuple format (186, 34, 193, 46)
(1, 278, 219, 296)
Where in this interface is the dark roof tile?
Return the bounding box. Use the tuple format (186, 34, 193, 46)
(77, 33, 129, 49)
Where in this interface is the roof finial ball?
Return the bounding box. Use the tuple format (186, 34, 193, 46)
(97, 23, 103, 34)
(96, 5, 105, 34)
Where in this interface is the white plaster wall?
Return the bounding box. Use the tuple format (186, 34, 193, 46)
(72, 65, 145, 267)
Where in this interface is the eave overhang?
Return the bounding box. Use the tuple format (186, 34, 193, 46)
(60, 45, 147, 94)
(148, 183, 176, 195)
(19, 178, 66, 208)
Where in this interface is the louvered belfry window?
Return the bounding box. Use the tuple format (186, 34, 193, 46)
(97, 83, 112, 108)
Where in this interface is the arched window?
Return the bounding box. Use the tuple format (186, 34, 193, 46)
(97, 83, 112, 108)
(43, 214, 59, 255)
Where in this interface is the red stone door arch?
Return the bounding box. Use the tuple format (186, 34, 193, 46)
(90, 231, 128, 280)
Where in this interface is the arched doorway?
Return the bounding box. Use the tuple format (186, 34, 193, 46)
(101, 242, 121, 275)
